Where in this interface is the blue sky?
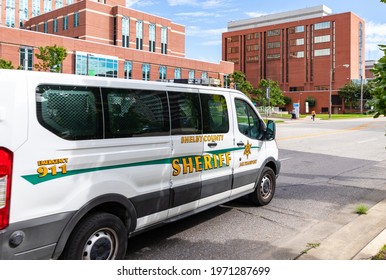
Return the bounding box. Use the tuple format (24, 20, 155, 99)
(126, 0, 386, 63)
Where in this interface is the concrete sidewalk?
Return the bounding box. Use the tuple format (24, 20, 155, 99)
(297, 199, 386, 260)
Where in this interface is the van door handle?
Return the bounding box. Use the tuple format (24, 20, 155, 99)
(208, 142, 217, 148)
(237, 141, 244, 147)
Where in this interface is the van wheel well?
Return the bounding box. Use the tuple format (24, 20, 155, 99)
(88, 202, 131, 230)
(265, 161, 277, 174)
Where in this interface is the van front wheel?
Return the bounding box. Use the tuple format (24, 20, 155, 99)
(62, 212, 127, 260)
(249, 167, 276, 206)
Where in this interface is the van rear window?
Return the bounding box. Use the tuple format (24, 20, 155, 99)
(36, 85, 170, 140)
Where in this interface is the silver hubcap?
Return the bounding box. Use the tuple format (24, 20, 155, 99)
(260, 175, 272, 199)
(82, 228, 118, 260)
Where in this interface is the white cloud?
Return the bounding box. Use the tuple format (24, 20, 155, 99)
(186, 26, 226, 37)
(365, 21, 386, 60)
(125, 0, 157, 7)
(176, 11, 222, 18)
(245, 11, 268, 18)
(168, 0, 227, 8)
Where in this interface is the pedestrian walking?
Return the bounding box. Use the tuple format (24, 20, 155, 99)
(311, 110, 316, 121)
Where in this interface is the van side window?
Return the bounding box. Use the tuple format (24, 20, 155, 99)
(169, 91, 202, 135)
(36, 85, 102, 140)
(235, 99, 263, 140)
(103, 88, 169, 138)
(201, 94, 229, 134)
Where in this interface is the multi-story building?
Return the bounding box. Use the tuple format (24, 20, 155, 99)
(222, 5, 365, 114)
(0, 0, 233, 83)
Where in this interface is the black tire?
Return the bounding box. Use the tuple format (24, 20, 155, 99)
(61, 212, 128, 260)
(249, 167, 276, 206)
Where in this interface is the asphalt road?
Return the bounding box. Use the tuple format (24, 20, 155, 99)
(125, 117, 386, 260)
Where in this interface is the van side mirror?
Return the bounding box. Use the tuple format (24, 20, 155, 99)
(265, 120, 276, 141)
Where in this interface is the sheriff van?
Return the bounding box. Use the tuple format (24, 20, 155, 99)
(0, 70, 280, 260)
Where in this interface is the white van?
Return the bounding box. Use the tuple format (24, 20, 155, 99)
(0, 70, 280, 259)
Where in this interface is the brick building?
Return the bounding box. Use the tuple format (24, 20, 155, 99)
(0, 0, 233, 83)
(222, 5, 365, 114)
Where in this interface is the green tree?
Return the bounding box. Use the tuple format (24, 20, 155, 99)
(0, 58, 15, 69)
(370, 44, 386, 117)
(305, 96, 316, 107)
(230, 71, 254, 98)
(255, 79, 285, 106)
(34, 45, 67, 73)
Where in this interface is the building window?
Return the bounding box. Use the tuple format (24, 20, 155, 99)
(290, 51, 304, 58)
(267, 41, 280, 49)
(227, 58, 239, 64)
(246, 33, 259, 40)
(74, 12, 79, 27)
(161, 27, 168, 54)
(142, 63, 150, 80)
(246, 55, 259, 62)
(124, 61, 132, 79)
(267, 29, 280, 36)
(44, 0, 52, 13)
(122, 16, 129, 48)
(5, 0, 15, 27)
(55, 0, 63, 9)
(201, 71, 208, 79)
(266, 53, 280, 60)
(314, 21, 330, 30)
(314, 48, 330, 57)
(63, 15, 68, 30)
(67, 0, 74, 4)
(159, 65, 167, 80)
(44, 22, 48, 33)
(20, 47, 33, 70)
(53, 18, 58, 32)
(314, 35, 330, 43)
(246, 44, 259, 51)
(75, 52, 118, 78)
(19, 0, 28, 27)
(289, 87, 304, 92)
(174, 68, 181, 79)
(228, 47, 239, 54)
(32, 0, 40, 17)
(188, 70, 195, 79)
(136, 20, 143, 50)
(227, 36, 239, 42)
(289, 26, 304, 34)
(359, 22, 363, 78)
(289, 38, 304, 46)
(149, 23, 156, 52)
(315, 85, 329, 91)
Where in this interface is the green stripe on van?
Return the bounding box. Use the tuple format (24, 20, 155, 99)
(21, 146, 260, 185)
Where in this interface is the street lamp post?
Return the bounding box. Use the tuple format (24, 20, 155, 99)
(329, 64, 350, 119)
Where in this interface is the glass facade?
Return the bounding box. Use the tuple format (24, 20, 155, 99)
(75, 52, 118, 78)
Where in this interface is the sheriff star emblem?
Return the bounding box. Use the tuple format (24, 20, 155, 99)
(243, 140, 252, 159)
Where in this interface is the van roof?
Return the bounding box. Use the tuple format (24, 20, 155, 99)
(0, 69, 244, 97)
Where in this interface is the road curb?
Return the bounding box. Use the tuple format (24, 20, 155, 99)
(297, 199, 386, 260)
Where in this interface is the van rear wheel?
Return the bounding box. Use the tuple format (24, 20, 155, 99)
(61, 212, 127, 260)
(249, 167, 276, 206)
